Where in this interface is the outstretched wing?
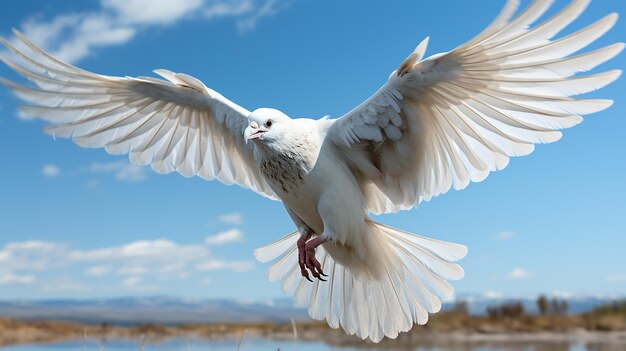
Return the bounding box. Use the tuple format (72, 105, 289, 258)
(1, 30, 278, 200)
(327, 0, 623, 214)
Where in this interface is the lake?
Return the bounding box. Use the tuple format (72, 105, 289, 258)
(1, 338, 625, 351)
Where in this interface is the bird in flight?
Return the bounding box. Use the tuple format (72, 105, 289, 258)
(0, 0, 622, 343)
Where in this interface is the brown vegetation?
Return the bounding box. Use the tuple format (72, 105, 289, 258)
(1, 299, 625, 347)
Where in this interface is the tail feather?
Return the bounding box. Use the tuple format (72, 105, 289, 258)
(254, 229, 298, 263)
(379, 223, 468, 262)
(253, 222, 467, 343)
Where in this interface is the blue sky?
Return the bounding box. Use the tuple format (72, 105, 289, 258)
(0, 0, 624, 301)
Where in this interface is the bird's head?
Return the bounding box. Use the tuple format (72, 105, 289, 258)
(244, 108, 291, 145)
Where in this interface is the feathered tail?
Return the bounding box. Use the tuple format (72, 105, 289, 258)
(254, 221, 467, 342)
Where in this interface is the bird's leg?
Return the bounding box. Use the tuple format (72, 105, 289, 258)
(296, 228, 313, 282)
(305, 235, 330, 281)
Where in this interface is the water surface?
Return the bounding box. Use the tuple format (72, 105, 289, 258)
(1, 338, 624, 351)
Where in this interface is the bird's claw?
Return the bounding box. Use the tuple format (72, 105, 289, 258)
(305, 247, 327, 281)
(297, 234, 330, 282)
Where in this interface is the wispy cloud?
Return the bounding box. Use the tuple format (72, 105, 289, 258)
(42, 164, 61, 177)
(203, 1, 254, 20)
(195, 259, 254, 272)
(607, 273, 626, 282)
(482, 290, 504, 299)
(218, 213, 244, 225)
(0, 273, 35, 285)
(85, 265, 113, 277)
(0, 240, 67, 272)
(102, 0, 204, 25)
(121, 275, 160, 292)
(0, 237, 255, 292)
(37, 161, 145, 184)
(236, 0, 283, 32)
(86, 161, 148, 182)
(16, 12, 134, 66)
(8, 0, 289, 65)
(506, 268, 533, 280)
(494, 231, 514, 240)
(205, 229, 244, 245)
(5, 241, 64, 252)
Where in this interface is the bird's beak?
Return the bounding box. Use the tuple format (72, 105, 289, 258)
(244, 124, 267, 143)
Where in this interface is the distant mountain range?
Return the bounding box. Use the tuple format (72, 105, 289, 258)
(0, 297, 308, 325)
(0, 293, 622, 325)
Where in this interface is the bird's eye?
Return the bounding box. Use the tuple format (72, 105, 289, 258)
(266, 119, 273, 128)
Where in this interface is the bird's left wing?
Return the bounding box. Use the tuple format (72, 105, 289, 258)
(327, 0, 623, 214)
(1, 30, 278, 200)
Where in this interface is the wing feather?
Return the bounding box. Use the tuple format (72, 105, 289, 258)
(327, 0, 622, 214)
(1, 31, 277, 200)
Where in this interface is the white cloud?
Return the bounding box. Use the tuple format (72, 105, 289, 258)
(205, 229, 244, 245)
(121, 276, 160, 291)
(68, 239, 207, 262)
(42, 164, 61, 177)
(51, 15, 136, 63)
(121, 275, 143, 287)
(5, 240, 63, 252)
(85, 265, 113, 276)
(87, 161, 147, 182)
(236, 0, 281, 32)
(18, 14, 82, 59)
(494, 231, 514, 240)
(117, 265, 150, 276)
(68, 238, 252, 280)
(0, 273, 35, 285)
(102, 0, 203, 25)
(0, 236, 252, 292)
(9, 0, 289, 65)
(204, 0, 254, 19)
(0, 241, 67, 273)
(40, 161, 146, 184)
(483, 290, 503, 299)
(15, 11, 134, 64)
(506, 268, 533, 280)
(195, 259, 254, 272)
(607, 273, 626, 282)
(218, 213, 244, 225)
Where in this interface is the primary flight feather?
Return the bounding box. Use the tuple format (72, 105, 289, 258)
(0, 0, 622, 342)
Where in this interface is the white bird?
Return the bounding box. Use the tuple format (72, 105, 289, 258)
(0, 0, 622, 342)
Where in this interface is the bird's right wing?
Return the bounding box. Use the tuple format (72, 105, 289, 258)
(1, 30, 278, 200)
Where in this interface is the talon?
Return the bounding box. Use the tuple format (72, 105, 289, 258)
(301, 235, 331, 282)
(300, 266, 312, 282)
(296, 234, 332, 282)
(306, 258, 319, 278)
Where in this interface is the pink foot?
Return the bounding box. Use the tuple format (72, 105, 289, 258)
(304, 236, 330, 281)
(297, 235, 312, 282)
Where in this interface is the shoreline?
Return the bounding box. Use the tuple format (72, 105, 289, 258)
(2, 319, 626, 348)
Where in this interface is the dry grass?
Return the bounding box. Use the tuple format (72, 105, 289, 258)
(1, 302, 626, 348)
